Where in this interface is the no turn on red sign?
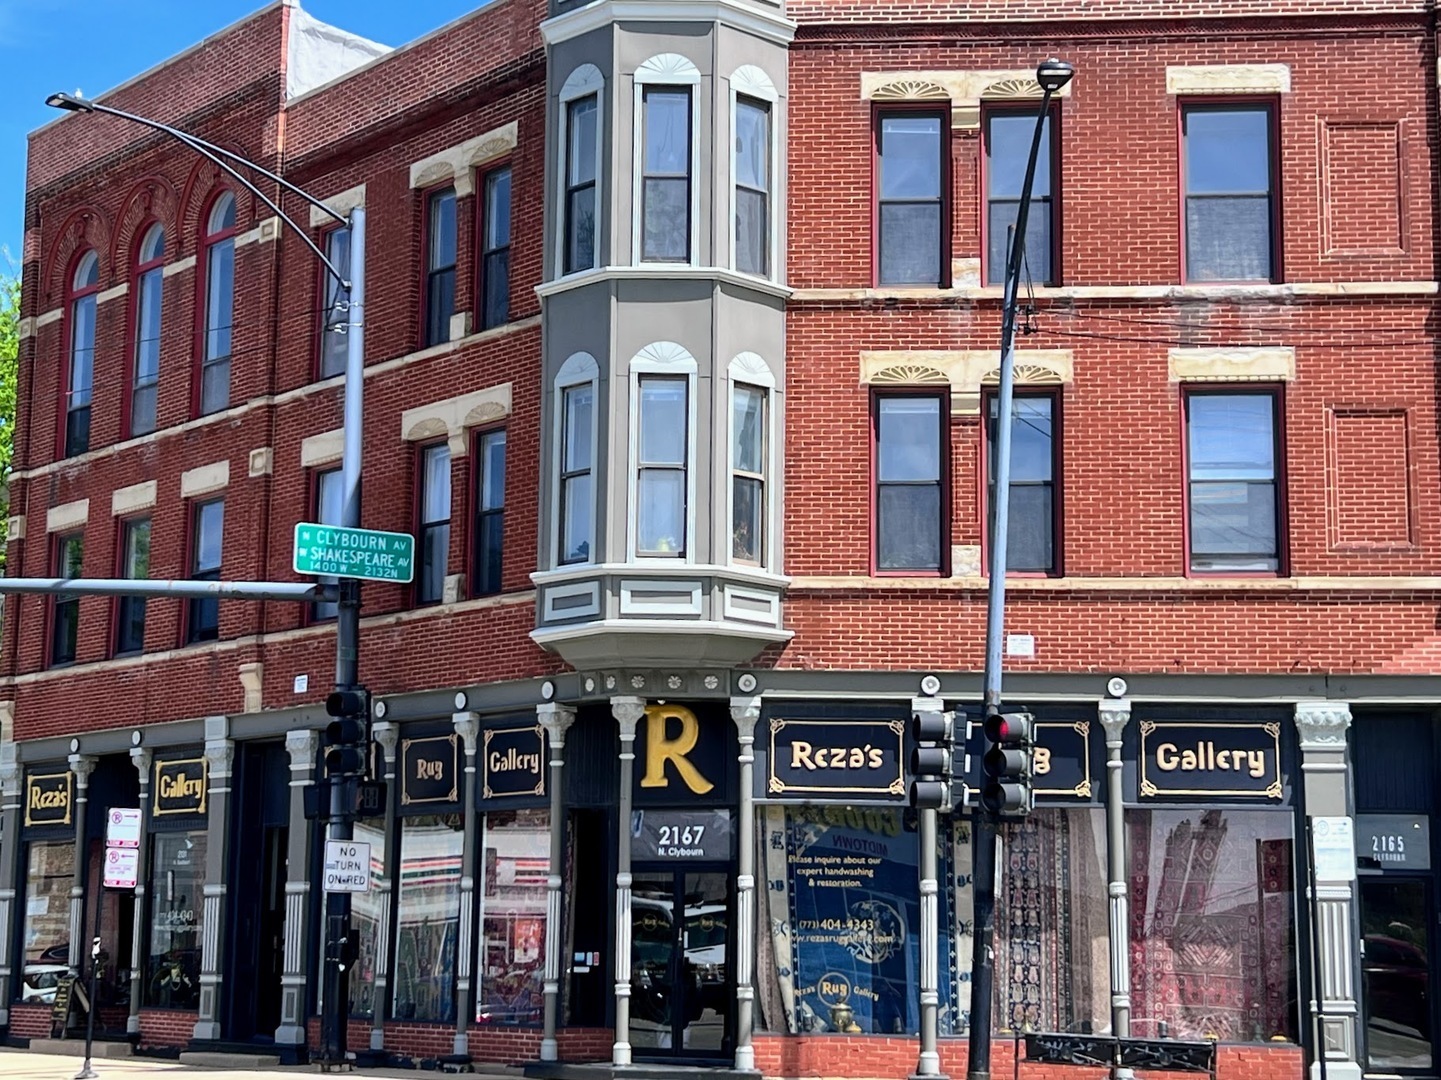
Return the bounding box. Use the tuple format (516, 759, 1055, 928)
(323, 840, 372, 893)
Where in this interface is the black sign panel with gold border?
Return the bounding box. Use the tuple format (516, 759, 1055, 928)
(481, 724, 546, 800)
(153, 758, 208, 817)
(1138, 721, 1283, 800)
(402, 734, 459, 806)
(25, 771, 73, 827)
(765, 717, 907, 801)
(1033, 721, 1093, 799)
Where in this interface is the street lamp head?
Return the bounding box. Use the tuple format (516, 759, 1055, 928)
(46, 92, 95, 113)
(1035, 59, 1075, 94)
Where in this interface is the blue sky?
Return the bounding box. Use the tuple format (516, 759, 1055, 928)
(0, 0, 484, 271)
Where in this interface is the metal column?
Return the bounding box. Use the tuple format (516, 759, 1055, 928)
(730, 695, 761, 1071)
(0, 727, 22, 1030)
(1098, 699, 1131, 1043)
(452, 710, 480, 1058)
(192, 717, 234, 1042)
(610, 696, 646, 1067)
(276, 730, 320, 1051)
(67, 754, 97, 978)
(913, 696, 945, 1078)
(126, 747, 154, 1037)
(538, 702, 576, 1062)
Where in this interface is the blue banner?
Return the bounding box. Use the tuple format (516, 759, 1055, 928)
(784, 808, 951, 1034)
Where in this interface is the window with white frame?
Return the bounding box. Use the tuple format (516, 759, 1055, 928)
(554, 352, 598, 565)
(728, 352, 775, 567)
(633, 54, 700, 266)
(629, 342, 696, 559)
(730, 65, 778, 278)
(559, 65, 604, 276)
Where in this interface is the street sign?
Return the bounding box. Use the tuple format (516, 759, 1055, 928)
(105, 808, 142, 848)
(293, 523, 415, 584)
(323, 840, 372, 893)
(103, 848, 139, 889)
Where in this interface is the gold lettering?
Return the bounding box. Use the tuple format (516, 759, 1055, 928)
(1033, 746, 1052, 776)
(29, 785, 68, 811)
(790, 741, 816, 771)
(1181, 747, 1199, 770)
(1247, 749, 1265, 778)
(1156, 743, 1180, 771)
(158, 773, 203, 802)
(416, 758, 445, 782)
(867, 747, 883, 769)
(640, 705, 714, 794)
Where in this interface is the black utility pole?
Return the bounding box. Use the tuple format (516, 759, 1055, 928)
(967, 58, 1074, 1080)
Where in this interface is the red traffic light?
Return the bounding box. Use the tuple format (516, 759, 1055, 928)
(983, 710, 1033, 745)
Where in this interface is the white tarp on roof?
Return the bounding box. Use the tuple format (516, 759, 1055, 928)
(286, 1, 393, 101)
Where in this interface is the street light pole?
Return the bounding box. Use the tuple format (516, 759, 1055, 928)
(44, 92, 366, 1068)
(967, 58, 1073, 1080)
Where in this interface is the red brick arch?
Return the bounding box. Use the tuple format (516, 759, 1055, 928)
(42, 205, 113, 306)
(112, 175, 180, 271)
(177, 154, 258, 255)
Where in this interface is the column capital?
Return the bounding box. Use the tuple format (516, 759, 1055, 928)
(611, 696, 646, 740)
(285, 729, 320, 771)
(68, 753, 98, 785)
(453, 710, 480, 756)
(373, 720, 399, 764)
(129, 746, 153, 783)
(204, 738, 234, 781)
(1099, 699, 1132, 745)
(1295, 702, 1351, 751)
(537, 702, 577, 748)
(730, 696, 762, 741)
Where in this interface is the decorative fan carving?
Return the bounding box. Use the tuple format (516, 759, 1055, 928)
(873, 364, 949, 385)
(732, 64, 777, 101)
(633, 340, 697, 370)
(980, 364, 1064, 385)
(464, 401, 507, 428)
(729, 351, 775, 388)
(983, 77, 1043, 99)
(873, 79, 949, 102)
(637, 52, 700, 83)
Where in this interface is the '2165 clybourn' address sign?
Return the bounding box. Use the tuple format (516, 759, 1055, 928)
(1138, 721, 1283, 799)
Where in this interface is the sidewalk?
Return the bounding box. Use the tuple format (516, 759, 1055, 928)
(0, 1049, 524, 1080)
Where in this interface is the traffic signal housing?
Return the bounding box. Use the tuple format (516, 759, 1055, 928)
(981, 708, 1035, 816)
(908, 709, 955, 810)
(324, 688, 371, 778)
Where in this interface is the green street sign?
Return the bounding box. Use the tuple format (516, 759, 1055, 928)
(293, 523, 416, 584)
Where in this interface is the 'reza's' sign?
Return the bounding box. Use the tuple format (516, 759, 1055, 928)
(1138, 721, 1283, 800)
(25, 772, 73, 826)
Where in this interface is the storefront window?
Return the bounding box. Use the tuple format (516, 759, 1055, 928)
(22, 841, 75, 1000)
(348, 816, 387, 1017)
(476, 809, 550, 1025)
(756, 805, 953, 1036)
(992, 808, 1110, 1035)
(146, 831, 206, 1009)
(393, 814, 464, 1023)
(1127, 808, 1297, 1042)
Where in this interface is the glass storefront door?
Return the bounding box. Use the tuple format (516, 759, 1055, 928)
(1360, 877, 1434, 1073)
(629, 870, 732, 1057)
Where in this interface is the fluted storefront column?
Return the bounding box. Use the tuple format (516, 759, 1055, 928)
(192, 717, 234, 1042)
(610, 696, 645, 1066)
(367, 721, 399, 1052)
(276, 730, 319, 1050)
(537, 702, 576, 1062)
(730, 695, 761, 1071)
(67, 754, 97, 977)
(125, 747, 153, 1035)
(452, 710, 480, 1058)
(1295, 702, 1361, 1080)
(1098, 698, 1131, 1038)
(0, 726, 21, 1030)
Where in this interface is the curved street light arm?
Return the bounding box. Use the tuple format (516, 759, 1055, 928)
(45, 92, 349, 288)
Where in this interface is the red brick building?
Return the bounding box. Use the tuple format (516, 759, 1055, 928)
(0, 1, 1436, 1078)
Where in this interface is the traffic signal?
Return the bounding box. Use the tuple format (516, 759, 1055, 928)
(980, 708, 1034, 816)
(908, 709, 955, 810)
(324, 688, 370, 778)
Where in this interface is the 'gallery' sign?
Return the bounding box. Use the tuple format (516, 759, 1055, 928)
(482, 724, 546, 800)
(766, 717, 906, 801)
(153, 758, 208, 817)
(1138, 721, 1283, 800)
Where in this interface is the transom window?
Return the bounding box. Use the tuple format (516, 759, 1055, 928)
(64, 250, 99, 457)
(641, 87, 692, 262)
(424, 187, 457, 347)
(132, 225, 165, 436)
(874, 393, 946, 572)
(984, 107, 1057, 286)
(876, 112, 945, 287)
(1185, 390, 1281, 573)
(986, 391, 1059, 574)
(417, 443, 451, 603)
(319, 225, 352, 379)
(200, 192, 236, 416)
(1182, 103, 1277, 282)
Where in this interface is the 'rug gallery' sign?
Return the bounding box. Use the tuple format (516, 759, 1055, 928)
(1138, 721, 1283, 800)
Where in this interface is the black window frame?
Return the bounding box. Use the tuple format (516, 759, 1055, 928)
(734, 95, 771, 277)
(64, 250, 99, 459)
(311, 466, 343, 622)
(563, 94, 599, 275)
(1183, 386, 1285, 575)
(187, 498, 224, 643)
(50, 531, 84, 667)
(115, 516, 151, 655)
(471, 427, 506, 597)
(478, 165, 512, 331)
(319, 223, 352, 380)
(640, 85, 693, 264)
(557, 381, 594, 566)
(983, 388, 1062, 576)
(1181, 99, 1280, 284)
(423, 186, 458, 348)
(872, 389, 949, 575)
(416, 441, 452, 605)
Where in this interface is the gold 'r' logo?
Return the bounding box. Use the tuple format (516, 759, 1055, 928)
(640, 704, 715, 794)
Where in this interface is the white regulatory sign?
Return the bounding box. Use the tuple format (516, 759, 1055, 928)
(103, 848, 140, 889)
(323, 840, 372, 893)
(106, 808, 143, 849)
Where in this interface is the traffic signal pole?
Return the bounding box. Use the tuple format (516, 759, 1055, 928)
(322, 205, 366, 1070)
(967, 61, 1073, 1080)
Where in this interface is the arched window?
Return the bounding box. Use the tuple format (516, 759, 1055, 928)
(131, 224, 165, 436)
(63, 250, 99, 457)
(198, 192, 236, 416)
